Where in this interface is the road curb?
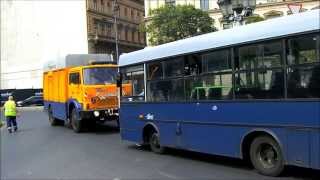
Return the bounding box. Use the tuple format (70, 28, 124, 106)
(18, 106, 44, 111)
(0, 122, 5, 130)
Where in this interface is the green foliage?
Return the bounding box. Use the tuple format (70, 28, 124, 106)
(245, 15, 265, 24)
(141, 5, 216, 46)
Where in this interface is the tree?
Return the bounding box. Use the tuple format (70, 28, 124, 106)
(141, 5, 216, 46)
(245, 15, 265, 24)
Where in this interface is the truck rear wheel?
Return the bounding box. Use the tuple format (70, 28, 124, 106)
(250, 136, 284, 176)
(64, 118, 72, 129)
(48, 107, 58, 126)
(71, 109, 83, 133)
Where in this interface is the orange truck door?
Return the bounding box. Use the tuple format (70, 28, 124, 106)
(68, 71, 83, 102)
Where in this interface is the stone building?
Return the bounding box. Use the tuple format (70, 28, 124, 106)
(87, 0, 146, 55)
(210, 0, 320, 29)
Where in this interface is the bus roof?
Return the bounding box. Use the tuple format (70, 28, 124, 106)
(119, 9, 320, 67)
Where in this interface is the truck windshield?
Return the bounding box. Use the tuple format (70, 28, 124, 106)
(83, 67, 117, 85)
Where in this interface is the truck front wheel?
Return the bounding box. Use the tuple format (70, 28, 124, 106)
(71, 109, 83, 133)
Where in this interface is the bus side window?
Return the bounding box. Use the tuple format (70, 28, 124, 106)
(147, 62, 163, 80)
(121, 65, 145, 102)
(184, 54, 202, 76)
(287, 34, 320, 98)
(235, 41, 284, 99)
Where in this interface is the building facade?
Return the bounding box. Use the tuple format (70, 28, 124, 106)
(144, 0, 319, 43)
(210, 0, 320, 29)
(0, 0, 146, 91)
(87, 0, 146, 56)
(1, 0, 89, 90)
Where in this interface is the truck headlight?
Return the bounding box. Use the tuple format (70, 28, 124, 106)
(93, 111, 100, 117)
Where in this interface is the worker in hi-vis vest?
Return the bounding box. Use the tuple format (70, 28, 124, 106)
(4, 96, 19, 133)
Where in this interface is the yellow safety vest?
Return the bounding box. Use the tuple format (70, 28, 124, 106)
(4, 100, 17, 117)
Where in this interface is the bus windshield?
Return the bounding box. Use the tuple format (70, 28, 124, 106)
(83, 67, 117, 85)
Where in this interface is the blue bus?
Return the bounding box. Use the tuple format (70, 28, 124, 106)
(118, 10, 320, 176)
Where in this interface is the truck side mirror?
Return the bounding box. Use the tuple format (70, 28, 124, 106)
(116, 72, 122, 87)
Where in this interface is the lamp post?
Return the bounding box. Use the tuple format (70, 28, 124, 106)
(218, 0, 256, 28)
(113, 0, 120, 63)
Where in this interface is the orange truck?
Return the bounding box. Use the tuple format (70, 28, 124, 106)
(43, 54, 131, 132)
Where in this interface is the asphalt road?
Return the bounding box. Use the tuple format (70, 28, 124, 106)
(1, 107, 319, 180)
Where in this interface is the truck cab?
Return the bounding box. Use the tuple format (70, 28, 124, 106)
(68, 64, 119, 123)
(43, 54, 130, 133)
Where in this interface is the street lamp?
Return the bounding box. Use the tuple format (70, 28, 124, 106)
(218, 0, 256, 28)
(217, 0, 233, 20)
(112, 0, 120, 63)
(243, 0, 256, 16)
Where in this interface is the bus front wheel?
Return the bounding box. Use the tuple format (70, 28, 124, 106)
(149, 131, 166, 154)
(250, 135, 284, 176)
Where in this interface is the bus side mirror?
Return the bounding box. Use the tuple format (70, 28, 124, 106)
(116, 72, 122, 87)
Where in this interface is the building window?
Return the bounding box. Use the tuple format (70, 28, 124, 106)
(165, 0, 175, 6)
(200, 0, 209, 11)
(131, 9, 134, 19)
(125, 29, 128, 41)
(131, 31, 135, 42)
(100, 0, 104, 12)
(125, 8, 128, 16)
(97, 23, 102, 35)
(93, 19, 98, 33)
(106, 23, 112, 36)
(93, 0, 97, 10)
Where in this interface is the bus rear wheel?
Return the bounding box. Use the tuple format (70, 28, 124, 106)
(250, 136, 284, 176)
(149, 131, 166, 154)
(71, 109, 83, 133)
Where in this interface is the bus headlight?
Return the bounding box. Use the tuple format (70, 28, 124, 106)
(93, 111, 100, 117)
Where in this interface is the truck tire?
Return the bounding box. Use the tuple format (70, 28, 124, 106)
(250, 135, 284, 176)
(116, 119, 120, 129)
(48, 107, 58, 126)
(64, 118, 72, 129)
(149, 131, 166, 154)
(71, 108, 83, 133)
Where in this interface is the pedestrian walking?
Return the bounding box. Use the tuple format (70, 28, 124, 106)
(4, 96, 19, 133)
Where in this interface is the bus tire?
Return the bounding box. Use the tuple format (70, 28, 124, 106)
(71, 109, 83, 133)
(250, 135, 284, 176)
(149, 131, 166, 154)
(48, 107, 58, 126)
